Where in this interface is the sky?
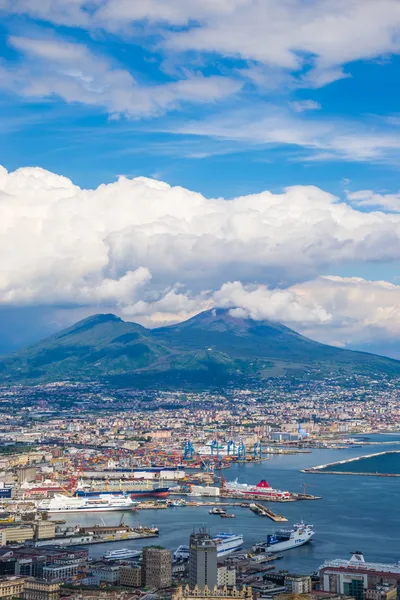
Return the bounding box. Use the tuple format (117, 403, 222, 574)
(1, 0, 400, 357)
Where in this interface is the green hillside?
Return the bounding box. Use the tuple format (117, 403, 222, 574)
(1, 308, 399, 387)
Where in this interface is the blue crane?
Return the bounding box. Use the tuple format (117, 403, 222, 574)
(237, 440, 246, 460)
(183, 440, 194, 460)
(227, 440, 236, 456)
(210, 439, 219, 457)
(253, 441, 262, 459)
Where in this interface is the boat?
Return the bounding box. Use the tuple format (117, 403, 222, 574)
(252, 522, 314, 553)
(173, 533, 243, 560)
(221, 513, 235, 518)
(37, 493, 137, 513)
(75, 481, 169, 499)
(209, 507, 226, 515)
(213, 533, 244, 556)
(224, 479, 291, 500)
(174, 545, 190, 561)
(103, 548, 142, 561)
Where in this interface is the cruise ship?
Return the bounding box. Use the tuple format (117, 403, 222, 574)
(173, 533, 243, 561)
(75, 481, 170, 499)
(37, 493, 136, 513)
(103, 548, 142, 560)
(224, 479, 292, 500)
(253, 522, 314, 553)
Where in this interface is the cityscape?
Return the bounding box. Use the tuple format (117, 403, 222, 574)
(1, 0, 400, 599)
(0, 377, 399, 599)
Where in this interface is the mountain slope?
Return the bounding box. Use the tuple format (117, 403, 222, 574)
(1, 309, 399, 386)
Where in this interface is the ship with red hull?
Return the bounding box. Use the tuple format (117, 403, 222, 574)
(223, 479, 292, 500)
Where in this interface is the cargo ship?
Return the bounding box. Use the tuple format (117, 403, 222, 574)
(37, 493, 137, 513)
(224, 478, 291, 500)
(75, 481, 170, 499)
(253, 522, 314, 553)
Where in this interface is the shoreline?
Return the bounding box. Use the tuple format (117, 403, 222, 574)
(301, 450, 400, 476)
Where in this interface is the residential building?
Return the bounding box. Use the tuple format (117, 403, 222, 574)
(142, 547, 172, 589)
(42, 561, 80, 582)
(0, 576, 25, 598)
(189, 530, 218, 590)
(217, 567, 236, 587)
(91, 565, 120, 586)
(285, 575, 312, 594)
(23, 578, 60, 600)
(173, 584, 252, 600)
(119, 565, 142, 588)
(366, 584, 397, 600)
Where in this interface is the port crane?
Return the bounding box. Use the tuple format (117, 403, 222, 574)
(227, 440, 236, 456)
(237, 440, 246, 460)
(253, 441, 262, 459)
(183, 440, 194, 461)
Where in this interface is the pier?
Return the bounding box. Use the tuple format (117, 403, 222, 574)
(302, 450, 400, 476)
(248, 503, 288, 522)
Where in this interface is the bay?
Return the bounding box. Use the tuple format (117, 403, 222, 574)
(60, 434, 400, 574)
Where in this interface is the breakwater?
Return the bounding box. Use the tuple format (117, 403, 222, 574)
(301, 450, 400, 476)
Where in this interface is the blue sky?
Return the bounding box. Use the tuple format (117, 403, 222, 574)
(1, 2, 400, 198)
(1, 0, 400, 356)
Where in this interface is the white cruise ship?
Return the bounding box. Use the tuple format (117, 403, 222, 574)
(213, 533, 244, 556)
(103, 548, 142, 560)
(37, 493, 136, 513)
(252, 522, 314, 553)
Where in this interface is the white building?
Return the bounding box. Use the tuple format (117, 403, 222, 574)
(217, 566, 236, 587)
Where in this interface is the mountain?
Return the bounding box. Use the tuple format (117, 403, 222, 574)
(1, 308, 399, 387)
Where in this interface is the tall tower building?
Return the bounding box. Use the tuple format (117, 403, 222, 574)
(189, 529, 218, 590)
(142, 546, 172, 589)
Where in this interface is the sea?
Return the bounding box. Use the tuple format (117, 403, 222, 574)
(60, 433, 400, 574)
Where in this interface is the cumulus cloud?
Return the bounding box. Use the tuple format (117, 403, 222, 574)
(2, 163, 400, 321)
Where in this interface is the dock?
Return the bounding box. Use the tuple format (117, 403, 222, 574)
(248, 503, 288, 522)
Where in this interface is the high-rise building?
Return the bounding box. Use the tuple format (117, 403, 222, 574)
(189, 529, 218, 590)
(142, 547, 172, 589)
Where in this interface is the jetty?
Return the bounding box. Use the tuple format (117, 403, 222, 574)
(248, 502, 288, 522)
(302, 450, 400, 476)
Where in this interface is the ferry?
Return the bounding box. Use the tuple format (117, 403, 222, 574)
(224, 479, 291, 500)
(103, 548, 142, 560)
(174, 545, 190, 561)
(37, 493, 137, 513)
(213, 533, 244, 556)
(253, 522, 314, 553)
(173, 533, 243, 560)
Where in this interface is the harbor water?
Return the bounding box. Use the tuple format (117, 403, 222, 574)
(60, 434, 400, 574)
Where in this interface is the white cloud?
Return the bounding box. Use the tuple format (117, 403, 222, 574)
(2, 0, 400, 90)
(174, 104, 400, 162)
(290, 100, 321, 113)
(2, 163, 400, 348)
(347, 189, 400, 212)
(2, 35, 241, 118)
(2, 164, 400, 315)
